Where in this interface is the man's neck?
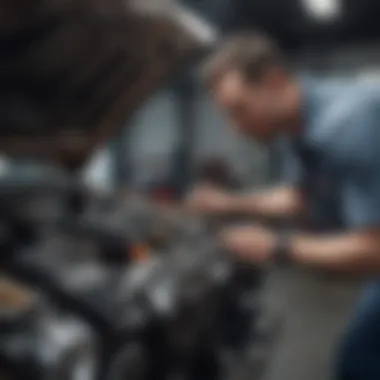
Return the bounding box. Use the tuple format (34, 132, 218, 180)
(281, 82, 303, 136)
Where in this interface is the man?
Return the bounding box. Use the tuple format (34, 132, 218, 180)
(186, 31, 380, 379)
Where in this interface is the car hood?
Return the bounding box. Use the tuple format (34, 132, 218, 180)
(0, 0, 216, 167)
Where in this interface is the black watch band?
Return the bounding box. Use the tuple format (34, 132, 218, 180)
(273, 232, 292, 266)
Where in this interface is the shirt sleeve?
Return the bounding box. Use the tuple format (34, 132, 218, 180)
(342, 160, 380, 229)
(341, 99, 380, 229)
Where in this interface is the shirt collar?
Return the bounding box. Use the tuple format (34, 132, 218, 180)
(299, 76, 320, 131)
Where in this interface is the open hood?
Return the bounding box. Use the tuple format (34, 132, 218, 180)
(0, 0, 216, 167)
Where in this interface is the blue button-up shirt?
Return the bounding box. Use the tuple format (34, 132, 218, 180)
(283, 78, 380, 232)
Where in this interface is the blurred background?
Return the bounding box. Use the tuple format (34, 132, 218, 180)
(2, 1, 380, 380)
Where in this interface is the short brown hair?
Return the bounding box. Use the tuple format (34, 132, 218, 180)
(202, 31, 285, 88)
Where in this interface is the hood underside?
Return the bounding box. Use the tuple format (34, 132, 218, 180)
(0, 0, 216, 167)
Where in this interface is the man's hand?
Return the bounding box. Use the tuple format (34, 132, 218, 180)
(185, 184, 231, 214)
(219, 225, 277, 264)
(186, 185, 303, 221)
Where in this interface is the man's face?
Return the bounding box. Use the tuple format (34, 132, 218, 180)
(212, 70, 283, 142)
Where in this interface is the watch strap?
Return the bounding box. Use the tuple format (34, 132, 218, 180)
(273, 231, 292, 266)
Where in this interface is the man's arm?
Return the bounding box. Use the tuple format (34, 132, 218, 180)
(186, 184, 305, 221)
(221, 115, 380, 274)
(219, 224, 380, 273)
(284, 113, 380, 273)
(227, 186, 305, 220)
(289, 230, 380, 273)
(188, 141, 306, 220)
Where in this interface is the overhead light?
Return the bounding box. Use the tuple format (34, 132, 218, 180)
(301, 0, 341, 21)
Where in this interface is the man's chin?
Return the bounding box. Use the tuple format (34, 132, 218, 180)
(245, 132, 274, 145)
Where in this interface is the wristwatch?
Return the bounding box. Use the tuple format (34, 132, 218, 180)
(273, 231, 292, 266)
